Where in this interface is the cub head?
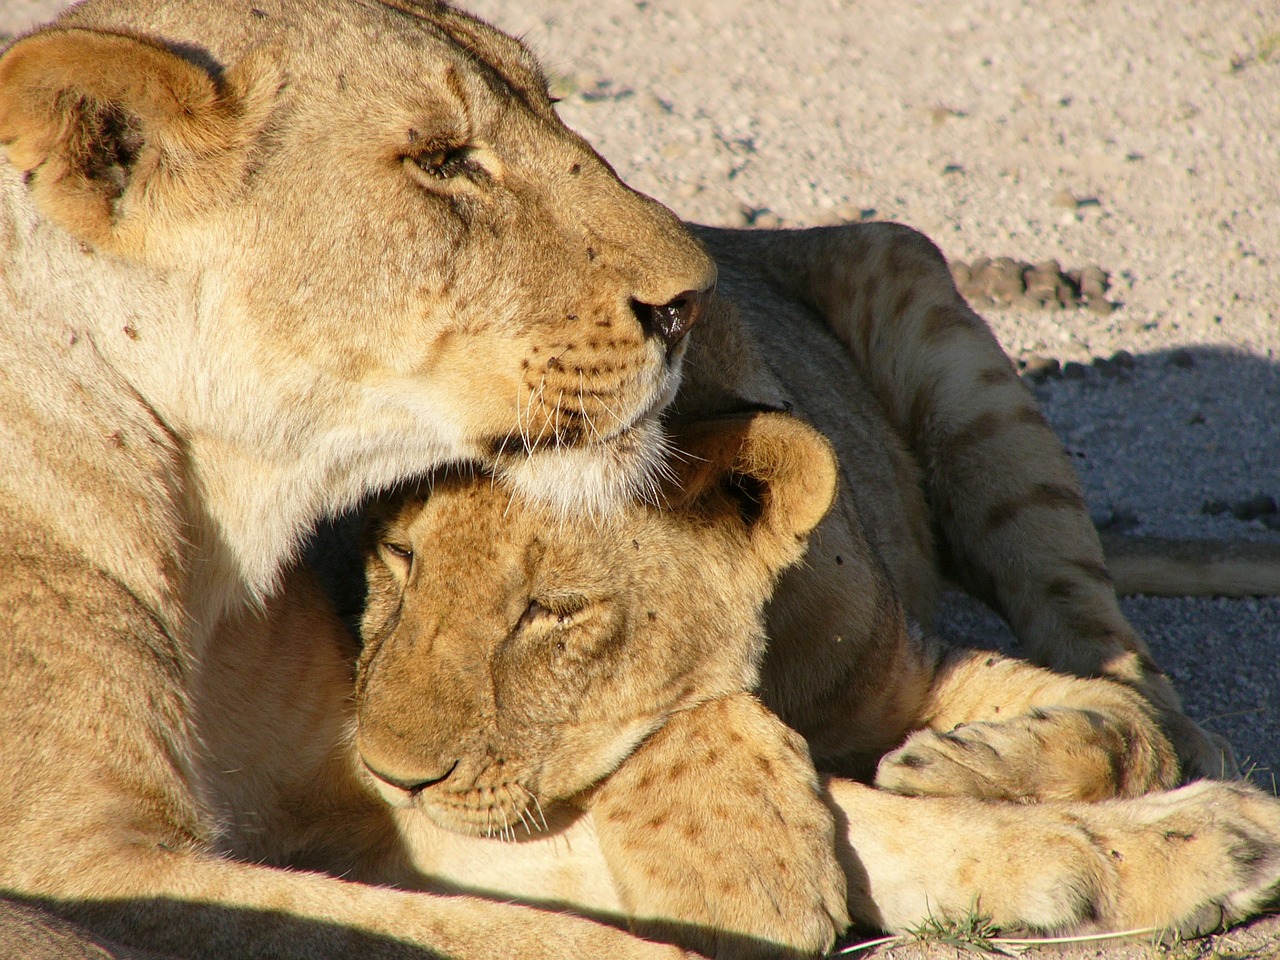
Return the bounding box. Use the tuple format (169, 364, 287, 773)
(0, 0, 714, 525)
(354, 412, 837, 835)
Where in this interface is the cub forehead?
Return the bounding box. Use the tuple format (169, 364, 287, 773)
(387, 478, 684, 579)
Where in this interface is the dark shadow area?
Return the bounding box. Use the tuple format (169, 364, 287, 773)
(0, 890, 810, 960)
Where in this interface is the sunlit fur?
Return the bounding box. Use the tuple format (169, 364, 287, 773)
(0, 0, 712, 957)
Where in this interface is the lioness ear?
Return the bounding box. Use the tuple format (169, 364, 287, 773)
(0, 28, 277, 252)
(667, 411, 838, 576)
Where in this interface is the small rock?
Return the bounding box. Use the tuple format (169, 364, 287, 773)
(1109, 349, 1136, 369)
(949, 261, 971, 287)
(1098, 507, 1141, 533)
(740, 205, 783, 228)
(1231, 494, 1278, 521)
(1079, 266, 1109, 300)
(1023, 268, 1059, 302)
(1021, 355, 1061, 382)
(1167, 349, 1196, 369)
(1086, 298, 1115, 316)
(988, 257, 1025, 301)
(1201, 500, 1230, 516)
(1062, 361, 1089, 380)
(1051, 189, 1080, 209)
(1091, 356, 1119, 377)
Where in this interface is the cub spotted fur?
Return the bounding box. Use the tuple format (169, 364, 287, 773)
(196, 416, 1280, 959)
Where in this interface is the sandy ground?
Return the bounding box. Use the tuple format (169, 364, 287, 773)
(2, 0, 1278, 957)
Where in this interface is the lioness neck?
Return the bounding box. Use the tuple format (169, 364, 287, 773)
(2, 169, 356, 643)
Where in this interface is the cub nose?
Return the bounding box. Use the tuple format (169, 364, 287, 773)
(361, 757, 458, 796)
(632, 287, 710, 346)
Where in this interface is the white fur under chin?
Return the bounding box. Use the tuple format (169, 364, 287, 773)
(498, 415, 673, 518)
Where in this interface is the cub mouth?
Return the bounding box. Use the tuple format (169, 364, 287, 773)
(419, 783, 552, 842)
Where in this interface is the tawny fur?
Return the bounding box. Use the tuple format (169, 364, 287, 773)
(194, 418, 1280, 957)
(0, 1, 712, 957)
(4, 0, 1279, 958)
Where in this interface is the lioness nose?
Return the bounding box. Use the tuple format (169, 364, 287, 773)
(632, 287, 709, 346)
(362, 757, 458, 795)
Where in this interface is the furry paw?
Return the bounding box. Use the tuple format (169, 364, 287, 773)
(875, 706, 1176, 802)
(1084, 779, 1280, 933)
(591, 694, 848, 958)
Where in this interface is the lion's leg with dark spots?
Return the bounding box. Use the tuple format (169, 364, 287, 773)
(588, 693, 849, 959)
(695, 223, 1233, 780)
(874, 649, 1180, 801)
(831, 777, 1280, 936)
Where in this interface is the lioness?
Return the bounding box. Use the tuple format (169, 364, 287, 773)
(196, 414, 1280, 960)
(0, 0, 712, 957)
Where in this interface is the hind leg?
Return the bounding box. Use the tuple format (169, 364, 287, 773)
(874, 649, 1181, 801)
(698, 222, 1234, 780)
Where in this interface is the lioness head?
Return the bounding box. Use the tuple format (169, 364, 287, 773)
(0, 0, 714, 561)
(354, 412, 837, 835)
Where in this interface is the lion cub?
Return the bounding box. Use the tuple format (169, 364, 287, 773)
(201, 412, 1280, 959)
(205, 411, 851, 958)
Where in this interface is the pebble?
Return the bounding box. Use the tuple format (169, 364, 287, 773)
(1098, 507, 1141, 533)
(1202, 495, 1279, 522)
(740, 205, 783, 227)
(1166, 348, 1196, 368)
(1091, 356, 1119, 377)
(1231, 493, 1278, 521)
(1109, 349, 1136, 369)
(1020, 354, 1061, 383)
(1051, 188, 1080, 209)
(1062, 361, 1089, 380)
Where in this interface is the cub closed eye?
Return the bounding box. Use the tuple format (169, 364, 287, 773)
(518, 597, 586, 630)
(381, 542, 413, 562)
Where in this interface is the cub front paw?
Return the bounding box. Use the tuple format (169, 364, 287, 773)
(591, 694, 848, 958)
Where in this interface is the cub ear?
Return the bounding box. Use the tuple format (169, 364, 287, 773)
(666, 411, 838, 576)
(0, 28, 277, 252)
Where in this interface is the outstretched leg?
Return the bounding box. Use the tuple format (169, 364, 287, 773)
(834, 778, 1280, 937)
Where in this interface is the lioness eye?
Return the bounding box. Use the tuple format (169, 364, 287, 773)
(409, 144, 475, 180)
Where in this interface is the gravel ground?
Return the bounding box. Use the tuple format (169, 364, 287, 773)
(3, 0, 1278, 956)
